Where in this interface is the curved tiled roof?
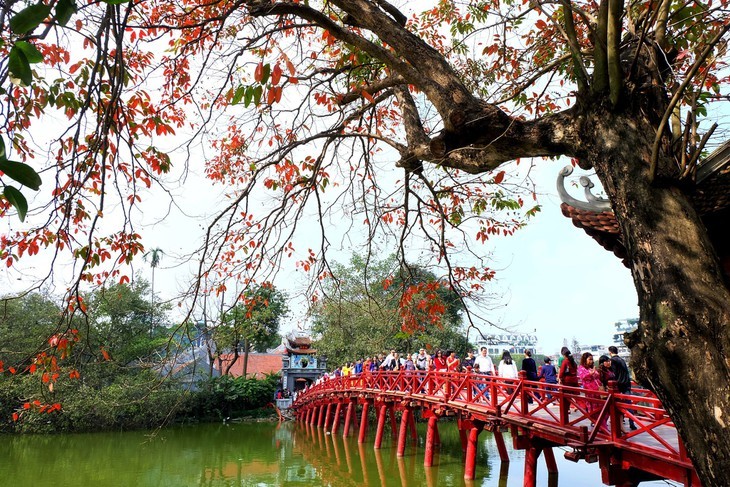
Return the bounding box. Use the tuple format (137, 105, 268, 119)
(559, 141, 730, 274)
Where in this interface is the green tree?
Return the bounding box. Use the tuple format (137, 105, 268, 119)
(215, 284, 287, 376)
(87, 280, 170, 366)
(142, 247, 165, 333)
(312, 255, 470, 366)
(0, 292, 62, 370)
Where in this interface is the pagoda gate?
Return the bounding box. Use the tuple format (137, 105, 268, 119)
(278, 334, 327, 409)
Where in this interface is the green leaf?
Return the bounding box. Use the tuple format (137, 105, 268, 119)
(9, 4, 52, 35)
(54, 0, 76, 26)
(14, 41, 43, 64)
(8, 48, 32, 86)
(0, 160, 42, 190)
(260, 64, 271, 86)
(252, 85, 263, 106)
(232, 85, 245, 105)
(3, 186, 28, 222)
(0, 138, 5, 160)
(244, 86, 254, 108)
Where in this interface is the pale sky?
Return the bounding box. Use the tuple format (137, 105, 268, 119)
(486, 159, 638, 354)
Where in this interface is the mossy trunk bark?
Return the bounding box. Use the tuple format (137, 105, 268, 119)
(582, 110, 730, 487)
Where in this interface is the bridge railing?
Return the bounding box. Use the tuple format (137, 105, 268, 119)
(294, 370, 689, 466)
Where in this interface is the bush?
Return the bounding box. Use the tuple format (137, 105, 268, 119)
(189, 374, 279, 421)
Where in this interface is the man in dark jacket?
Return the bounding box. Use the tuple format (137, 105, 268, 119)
(608, 346, 637, 431)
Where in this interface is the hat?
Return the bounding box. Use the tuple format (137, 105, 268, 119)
(544, 357, 552, 363)
(598, 355, 610, 363)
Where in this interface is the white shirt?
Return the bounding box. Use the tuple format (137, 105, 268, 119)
(498, 360, 519, 379)
(474, 354, 495, 374)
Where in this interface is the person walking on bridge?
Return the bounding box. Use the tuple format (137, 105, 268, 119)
(473, 347, 494, 400)
(522, 349, 538, 403)
(609, 346, 637, 431)
(538, 357, 558, 400)
(558, 347, 579, 387)
(578, 352, 602, 419)
(432, 350, 447, 372)
(498, 350, 518, 379)
(415, 349, 430, 371)
(474, 347, 495, 376)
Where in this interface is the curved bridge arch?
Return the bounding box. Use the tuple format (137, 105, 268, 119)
(293, 370, 699, 486)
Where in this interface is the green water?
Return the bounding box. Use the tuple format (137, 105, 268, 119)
(0, 421, 675, 486)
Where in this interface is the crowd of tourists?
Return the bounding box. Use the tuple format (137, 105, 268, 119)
(320, 347, 499, 380)
(314, 345, 634, 426)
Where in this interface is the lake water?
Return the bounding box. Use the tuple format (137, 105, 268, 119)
(0, 420, 678, 486)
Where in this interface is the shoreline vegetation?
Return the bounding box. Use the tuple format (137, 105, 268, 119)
(1, 373, 280, 435)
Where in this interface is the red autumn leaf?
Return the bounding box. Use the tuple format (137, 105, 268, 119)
(254, 62, 264, 83)
(271, 64, 282, 85)
(12, 413, 19, 422)
(101, 347, 111, 361)
(493, 170, 505, 184)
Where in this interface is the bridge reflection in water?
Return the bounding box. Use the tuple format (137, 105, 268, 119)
(292, 417, 564, 487)
(292, 371, 695, 487)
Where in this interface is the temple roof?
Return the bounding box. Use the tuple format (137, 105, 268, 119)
(285, 333, 317, 354)
(558, 141, 730, 276)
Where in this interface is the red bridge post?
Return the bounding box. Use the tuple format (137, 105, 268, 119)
(458, 419, 468, 454)
(464, 425, 482, 480)
(311, 405, 319, 426)
(524, 444, 542, 487)
(389, 404, 397, 438)
(543, 446, 558, 475)
(409, 412, 418, 442)
(332, 401, 342, 434)
(343, 400, 354, 437)
(358, 400, 370, 443)
(374, 404, 388, 449)
(424, 410, 440, 467)
(493, 429, 510, 463)
(318, 404, 327, 428)
(350, 400, 359, 435)
(397, 407, 412, 457)
(324, 403, 332, 430)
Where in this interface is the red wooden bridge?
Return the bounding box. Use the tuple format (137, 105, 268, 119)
(291, 370, 700, 486)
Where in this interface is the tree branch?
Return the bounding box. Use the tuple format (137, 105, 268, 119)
(649, 24, 730, 181)
(393, 86, 430, 173)
(592, 0, 609, 95)
(607, 0, 624, 106)
(655, 0, 672, 50)
(560, 0, 589, 93)
(338, 74, 405, 106)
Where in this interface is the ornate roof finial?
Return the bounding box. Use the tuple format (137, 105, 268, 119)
(557, 165, 612, 212)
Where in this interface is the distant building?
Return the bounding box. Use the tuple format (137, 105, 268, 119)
(475, 333, 540, 356)
(215, 351, 285, 379)
(612, 318, 638, 358)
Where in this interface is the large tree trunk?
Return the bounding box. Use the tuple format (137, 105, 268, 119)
(583, 110, 730, 486)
